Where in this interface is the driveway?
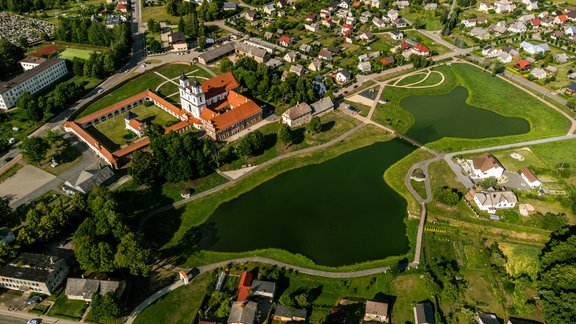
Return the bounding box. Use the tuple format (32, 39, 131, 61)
(499, 170, 530, 190)
(0, 165, 56, 205)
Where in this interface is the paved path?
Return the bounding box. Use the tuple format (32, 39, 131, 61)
(125, 256, 389, 324)
(0, 308, 78, 324)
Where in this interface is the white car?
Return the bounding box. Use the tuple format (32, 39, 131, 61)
(27, 319, 41, 324)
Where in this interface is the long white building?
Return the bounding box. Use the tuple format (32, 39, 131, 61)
(0, 57, 68, 110)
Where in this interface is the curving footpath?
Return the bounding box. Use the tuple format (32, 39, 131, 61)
(125, 257, 389, 324)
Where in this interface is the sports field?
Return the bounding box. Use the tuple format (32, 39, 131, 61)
(58, 48, 96, 60)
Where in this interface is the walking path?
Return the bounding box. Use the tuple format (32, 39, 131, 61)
(125, 256, 389, 324)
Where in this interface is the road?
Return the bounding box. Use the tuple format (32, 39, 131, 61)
(0, 309, 78, 324)
(125, 256, 390, 324)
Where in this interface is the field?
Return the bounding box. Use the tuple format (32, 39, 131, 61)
(90, 104, 180, 150)
(47, 295, 88, 320)
(58, 48, 96, 60)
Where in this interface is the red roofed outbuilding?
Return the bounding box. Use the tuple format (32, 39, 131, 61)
(237, 271, 253, 302)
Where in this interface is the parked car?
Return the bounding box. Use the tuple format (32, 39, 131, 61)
(27, 319, 41, 324)
(25, 296, 43, 305)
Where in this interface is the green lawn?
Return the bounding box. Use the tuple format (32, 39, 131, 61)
(47, 295, 88, 320)
(156, 64, 213, 80)
(389, 274, 438, 323)
(344, 100, 371, 117)
(91, 104, 180, 150)
(142, 5, 177, 23)
(134, 271, 212, 324)
(405, 30, 450, 55)
(498, 243, 540, 279)
(58, 48, 96, 60)
(394, 73, 428, 86)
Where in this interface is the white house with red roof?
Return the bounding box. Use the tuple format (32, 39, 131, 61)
(411, 44, 430, 56)
(124, 112, 145, 137)
(468, 153, 505, 179)
(279, 35, 294, 47)
(519, 168, 541, 188)
(341, 23, 354, 35)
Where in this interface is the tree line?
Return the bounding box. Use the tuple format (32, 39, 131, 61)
(0, 0, 66, 13)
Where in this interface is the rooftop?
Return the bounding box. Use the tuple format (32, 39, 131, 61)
(0, 253, 66, 283)
(0, 58, 65, 93)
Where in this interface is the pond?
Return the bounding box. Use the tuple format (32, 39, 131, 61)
(401, 86, 530, 143)
(199, 86, 531, 266)
(200, 140, 414, 266)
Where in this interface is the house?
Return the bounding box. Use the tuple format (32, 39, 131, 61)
(412, 44, 430, 56)
(565, 25, 576, 35)
(394, 0, 410, 9)
(251, 280, 276, 298)
(519, 167, 541, 188)
(393, 17, 408, 28)
(237, 271, 253, 301)
(273, 305, 307, 322)
(555, 14, 568, 24)
(508, 21, 527, 33)
(388, 9, 399, 21)
(346, 16, 356, 25)
(372, 17, 386, 29)
(364, 301, 389, 323)
(305, 23, 320, 32)
(283, 51, 298, 63)
(566, 83, 576, 95)
(322, 17, 336, 28)
(116, 4, 127, 12)
(320, 8, 331, 18)
(554, 52, 569, 63)
(235, 42, 269, 63)
(370, 0, 381, 8)
(531, 18, 541, 28)
(425, 3, 437, 10)
(514, 59, 531, 71)
(520, 41, 550, 55)
(337, 0, 350, 8)
(523, 0, 538, 10)
(490, 24, 507, 35)
(318, 49, 333, 60)
(65, 278, 125, 302)
(266, 58, 283, 69)
(228, 301, 258, 324)
(263, 31, 274, 40)
(391, 29, 404, 40)
(299, 44, 312, 53)
(0, 228, 14, 245)
(223, 2, 238, 10)
(277, 0, 288, 8)
(380, 56, 395, 66)
(478, 2, 493, 12)
(0, 253, 69, 295)
(359, 31, 375, 41)
(482, 45, 500, 57)
(306, 12, 318, 22)
(358, 61, 372, 73)
(279, 35, 294, 47)
(495, 0, 516, 13)
(63, 166, 116, 195)
(282, 102, 313, 127)
(125, 111, 145, 137)
(470, 27, 489, 39)
(507, 317, 543, 324)
(473, 190, 518, 213)
(335, 69, 352, 84)
(477, 312, 500, 324)
(341, 23, 354, 35)
(530, 68, 547, 80)
(263, 3, 276, 15)
(289, 64, 306, 76)
(244, 10, 258, 21)
(311, 97, 334, 115)
(308, 60, 323, 72)
(501, 45, 519, 57)
(413, 303, 435, 324)
(497, 52, 512, 63)
(462, 18, 478, 28)
(469, 153, 504, 179)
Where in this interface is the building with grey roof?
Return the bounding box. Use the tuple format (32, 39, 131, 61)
(282, 102, 313, 127)
(413, 302, 435, 324)
(0, 253, 69, 295)
(228, 301, 258, 324)
(251, 280, 276, 298)
(235, 42, 269, 63)
(273, 305, 307, 321)
(198, 42, 236, 65)
(311, 97, 334, 116)
(65, 278, 126, 301)
(0, 57, 68, 109)
(63, 166, 115, 194)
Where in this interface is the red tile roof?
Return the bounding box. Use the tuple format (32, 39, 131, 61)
(237, 271, 253, 302)
(414, 44, 430, 53)
(519, 167, 539, 183)
(127, 118, 143, 130)
(64, 122, 117, 164)
(202, 90, 262, 132)
(113, 137, 150, 157)
(201, 72, 240, 101)
(400, 42, 410, 49)
(515, 59, 531, 69)
(76, 92, 149, 125)
(531, 18, 541, 26)
(280, 35, 292, 45)
(557, 14, 568, 22)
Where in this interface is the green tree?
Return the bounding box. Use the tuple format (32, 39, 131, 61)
(308, 116, 322, 134)
(477, 177, 498, 189)
(433, 186, 461, 206)
(114, 232, 152, 276)
(147, 38, 162, 53)
(538, 226, 576, 323)
(20, 137, 49, 164)
(294, 293, 309, 307)
(178, 16, 186, 33)
(277, 124, 293, 148)
(215, 300, 231, 318)
(0, 37, 24, 80)
(0, 197, 13, 224)
(92, 293, 122, 321)
(220, 57, 233, 72)
(238, 130, 265, 156)
(129, 151, 158, 186)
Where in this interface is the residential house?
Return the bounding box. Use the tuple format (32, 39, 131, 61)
(266, 58, 283, 69)
(364, 301, 389, 323)
(273, 305, 307, 322)
(305, 13, 318, 22)
(373, 17, 386, 29)
(299, 44, 312, 53)
(359, 31, 375, 41)
(320, 8, 331, 18)
(169, 31, 188, 51)
(565, 25, 576, 35)
(391, 29, 404, 40)
(289, 64, 306, 76)
(566, 83, 576, 95)
(551, 30, 565, 40)
(305, 23, 320, 32)
(519, 167, 541, 188)
(514, 59, 531, 71)
(424, 3, 437, 10)
(380, 56, 395, 66)
(412, 44, 430, 56)
(370, 0, 381, 8)
(525, 0, 538, 11)
(482, 45, 500, 57)
(555, 14, 568, 24)
(311, 97, 334, 115)
(520, 41, 550, 55)
(394, 0, 410, 9)
(277, 0, 288, 8)
(388, 9, 399, 21)
(518, 14, 535, 24)
(471, 27, 489, 39)
(393, 17, 408, 27)
(65, 278, 125, 302)
(468, 153, 505, 179)
(322, 17, 336, 28)
(237, 271, 253, 301)
(501, 45, 519, 57)
(235, 42, 269, 63)
(530, 68, 547, 80)
(308, 60, 323, 72)
(228, 301, 258, 324)
(358, 61, 372, 73)
(63, 166, 115, 195)
(338, 0, 350, 8)
(413, 303, 435, 324)
(531, 18, 541, 28)
(473, 190, 518, 213)
(507, 317, 543, 324)
(479, 2, 494, 12)
(0, 253, 69, 295)
(282, 102, 313, 127)
(244, 10, 258, 21)
(223, 2, 238, 11)
(462, 18, 478, 28)
(279, 35, 294, 47)
(283, 51, 298, 63)
(251, 280, 276, 298)
(497, 52, 513, 63)
(264, 31, 274, 40)
(508, 21, 527, 33)
(263, 4, 276, 15)
(335, 69, 352, 83)
(553, 52, 569, 63)
(341, 23, 354, 35)
(318, 49, 333, 60)
(346, 15, 356, 25)
(490, 24, 507, 35)
(477, 312, 500, 324)
(495, 0, 516, 14)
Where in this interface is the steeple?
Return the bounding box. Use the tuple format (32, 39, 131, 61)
(180, 71, 187, 81)
(192, 77, 200, 88)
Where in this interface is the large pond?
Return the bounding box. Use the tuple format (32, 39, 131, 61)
(402, 86, 530, 143)
(199, 86, 530, 266)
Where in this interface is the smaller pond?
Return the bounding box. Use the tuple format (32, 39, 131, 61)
(200, 140, 414, 266)
(401, 86, 530, 144)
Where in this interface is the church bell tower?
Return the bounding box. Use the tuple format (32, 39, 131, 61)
(179, 72, 206, 119)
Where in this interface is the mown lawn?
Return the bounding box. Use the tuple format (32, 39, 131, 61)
(394, 73, 428, 86)
(142, 5, 176, 23)
(389, 274, 438, 323)
(58, 48, 95, 60)
(47, 295, 88, 320)
(134, 272, 212, 324)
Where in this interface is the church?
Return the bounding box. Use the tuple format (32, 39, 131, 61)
(179, 71, 263, 140)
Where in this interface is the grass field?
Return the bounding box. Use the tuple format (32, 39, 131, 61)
(134, 271, 212, 324)
(58, 48, 96, 60)
(394, 73, 428, 86)
(47, 295, 87, 320)
(142, 5, 176, 23)
(498, 243, 540, 279)
(91, 104, 179, 149)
